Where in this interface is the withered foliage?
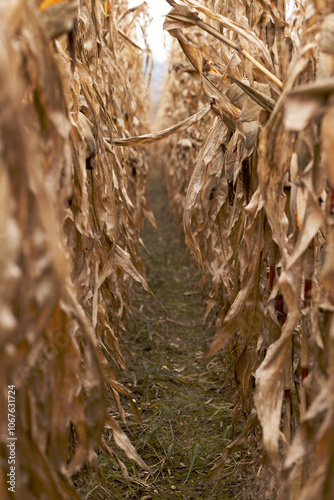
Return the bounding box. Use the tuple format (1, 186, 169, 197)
(0, 0, 153, 498)
(157, 0, 334, 497)
(2, 0, 334, 497)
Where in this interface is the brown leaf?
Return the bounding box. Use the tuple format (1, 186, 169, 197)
(105, 416, 149, 470)
(111, 105, 212, 147)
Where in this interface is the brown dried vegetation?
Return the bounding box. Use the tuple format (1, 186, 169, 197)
(156, 0, 334, 498)
(0, 0, 153, 498)
(1, 0, 334, 499)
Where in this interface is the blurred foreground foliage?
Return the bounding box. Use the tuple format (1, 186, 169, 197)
(0, 0, 154, 498)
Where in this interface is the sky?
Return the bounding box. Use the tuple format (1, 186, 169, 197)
(128, 0, 171, 62)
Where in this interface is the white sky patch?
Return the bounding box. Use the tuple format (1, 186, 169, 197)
(128, 0, 171, 62)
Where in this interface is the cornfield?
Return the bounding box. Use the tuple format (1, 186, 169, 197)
(1, 0, 334, 498)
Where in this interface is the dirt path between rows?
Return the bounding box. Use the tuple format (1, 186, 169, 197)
(85, 167, 257, 499)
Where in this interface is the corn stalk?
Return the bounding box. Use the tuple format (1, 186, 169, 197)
(157, 0, 334, 497)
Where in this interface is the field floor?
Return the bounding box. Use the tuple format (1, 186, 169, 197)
(79, 167, 263, 499)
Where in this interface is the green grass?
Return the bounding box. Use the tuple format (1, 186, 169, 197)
(74, 167, 270, 499)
